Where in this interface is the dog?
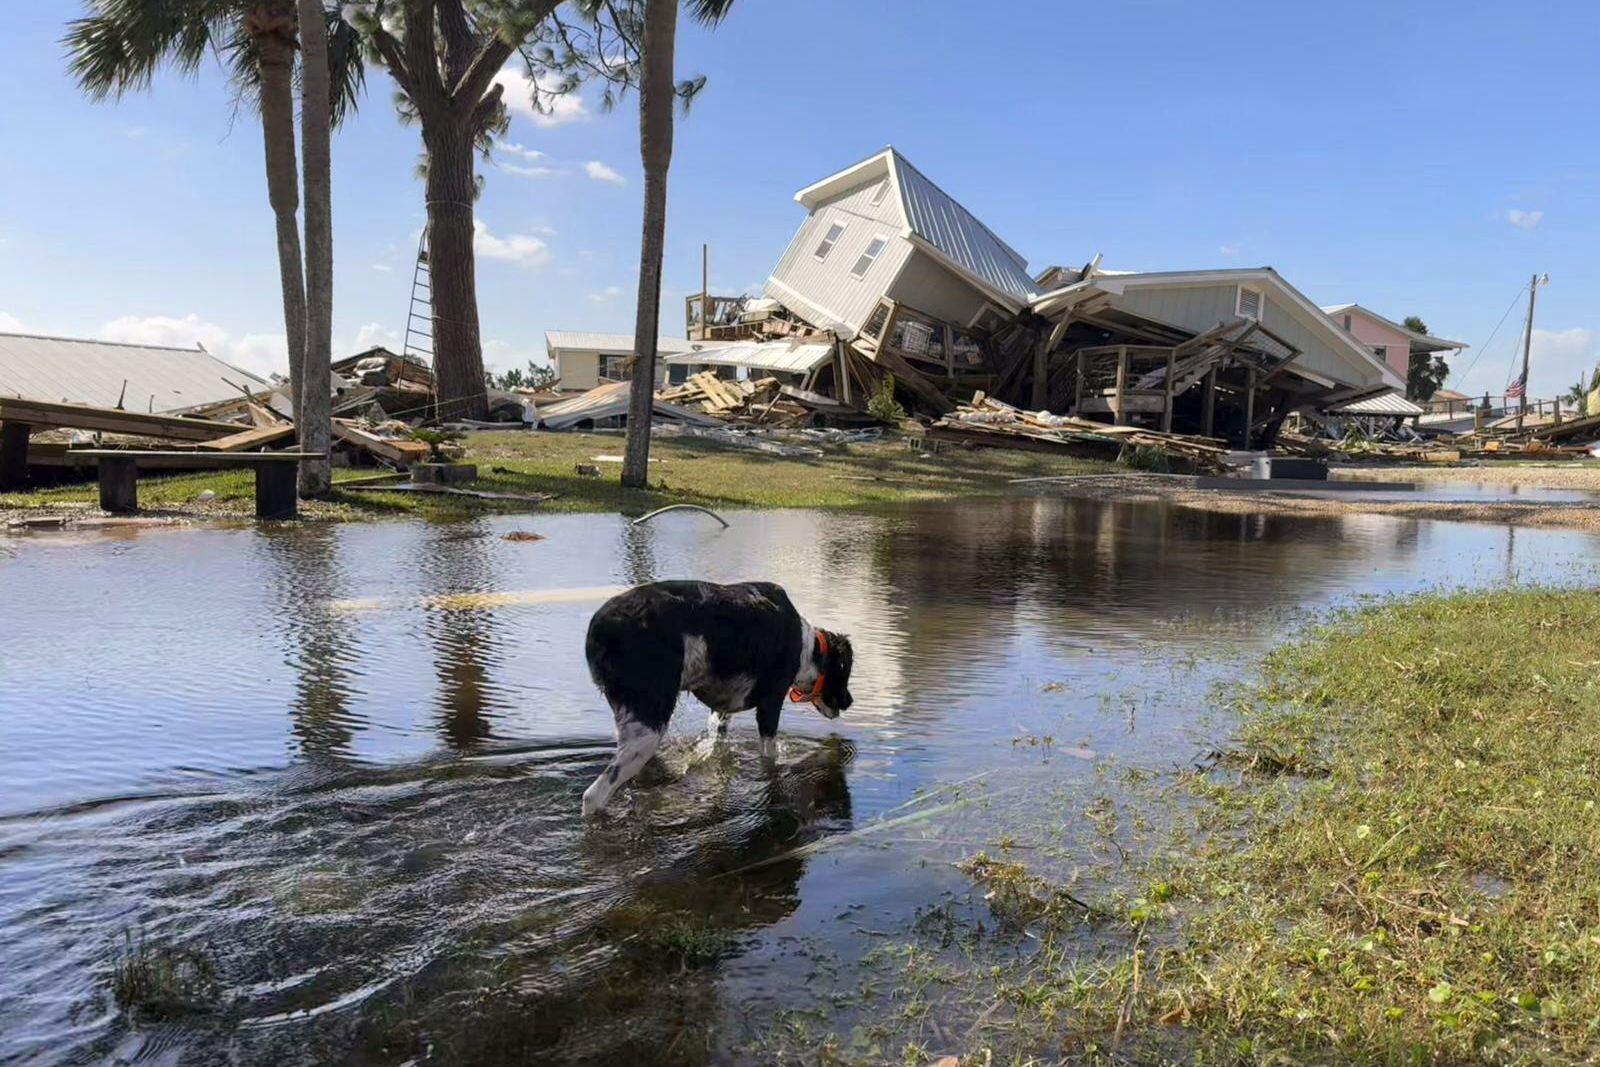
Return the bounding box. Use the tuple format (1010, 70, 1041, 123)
(581, 580, 853, 816)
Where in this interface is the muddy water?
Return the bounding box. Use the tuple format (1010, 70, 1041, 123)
(1, 498, 1594, 1065)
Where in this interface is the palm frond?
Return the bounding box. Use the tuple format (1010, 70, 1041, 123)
(684, 0, 737, 26)
(64, 0, 232, 98)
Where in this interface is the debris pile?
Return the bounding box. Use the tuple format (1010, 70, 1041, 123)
(656, 372, 813, 425)
(928, 392, 1230, 472)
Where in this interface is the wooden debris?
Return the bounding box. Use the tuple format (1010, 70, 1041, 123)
(930, 392, 1230, 471)
(330, 419, 431, 466)
(657, 372, 812, 425)
(0, 397, 242, 441)
(195, 423, 297, 452)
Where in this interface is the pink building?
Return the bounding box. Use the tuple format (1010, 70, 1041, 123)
(1320, 303, 1466, 383)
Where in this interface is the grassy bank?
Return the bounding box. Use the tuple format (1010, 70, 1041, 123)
(0, 430, 1114, 521)
(1127, 585, 1600, 1063)
(733, 586, 1600, 1066)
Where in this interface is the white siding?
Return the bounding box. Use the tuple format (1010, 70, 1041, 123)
(886, 250, 992, 326)
(556, 351, 599, 391)
(1112, 284, 1374, 388)
(765, 175, 911, 338)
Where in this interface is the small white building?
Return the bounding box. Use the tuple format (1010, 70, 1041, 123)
(764, 147, 1038, 341)
(542, 331, 700, 393)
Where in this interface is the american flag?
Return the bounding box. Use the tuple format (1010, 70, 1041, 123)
(1506, 374, 1526, 399)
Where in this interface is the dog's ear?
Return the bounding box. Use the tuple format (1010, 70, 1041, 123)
(822, 631, 853, 712)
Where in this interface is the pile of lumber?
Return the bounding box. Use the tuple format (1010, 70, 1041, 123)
(657, 372, 812, 425)
(929, 392, 1230, 472)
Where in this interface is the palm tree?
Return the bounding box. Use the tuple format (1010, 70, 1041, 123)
(297, 0, 333, 494)
(353, 0, 569, 422)
(66, 0, 363, 496)
(619, 0, 734, 488)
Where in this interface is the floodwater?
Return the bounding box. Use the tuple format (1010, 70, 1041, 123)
(2, 497, 1596, 1065)
(1318, 475, 1600, 504)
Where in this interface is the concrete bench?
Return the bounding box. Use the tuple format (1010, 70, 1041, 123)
(67, 450, 324, 519)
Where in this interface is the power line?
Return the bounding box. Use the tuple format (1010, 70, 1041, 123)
(1452, 281, 1530, 389)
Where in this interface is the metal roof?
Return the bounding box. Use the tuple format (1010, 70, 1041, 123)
(1329, 391, 1426, 416)
(663, 340, 835, 374)
(544, 331, 699, 356)
(0, 331, 269, 412)
(535, 380, 723, 430)
(889, 151, 1040, 309)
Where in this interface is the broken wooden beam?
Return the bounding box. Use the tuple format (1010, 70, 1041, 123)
(331, 419, 431, 466)
(195, 423, 298, 452)
(0, 397, 243, 441)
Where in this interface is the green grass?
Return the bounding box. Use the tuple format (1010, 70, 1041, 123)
(737, 586, 1600, 1066)
(0, 430, 1114, 520)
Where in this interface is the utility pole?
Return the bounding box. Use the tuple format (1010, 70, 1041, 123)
(1516, 272, 1540, 432)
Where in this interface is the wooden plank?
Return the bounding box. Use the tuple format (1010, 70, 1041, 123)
(1202, 367, 1217, 438)
(1113, 346, 1128, 426)
(1, 420, 30, 490)
(98, 456, 139, 512)
(195, 423, 298, 452)
(1162, 348, 1176, 433)
(0, 397, 240, 441)
(1074, 351, 1085, 415)
(1243, 367, 1257, 449)
(331, 420, 430, 465)
(1030, 334, 1049, 411)
(70, 449, 320, 468)
(872, 346, 955, 414)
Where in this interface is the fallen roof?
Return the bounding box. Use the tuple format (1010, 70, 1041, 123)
(1319, 304, 1468, 354)
(535, 380, 723, 430)
(0, 331, 269, 412)
(1329, 391, 1426, 416)
(663, 339, 835, 374)
(1072, 268, 1406, 393)
(544, 330, 699, 356)
(794, 147, 1040, 311)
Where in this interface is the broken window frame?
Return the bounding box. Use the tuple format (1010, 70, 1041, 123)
(598, 354, 633, 381)
(814, 221, 846, 260)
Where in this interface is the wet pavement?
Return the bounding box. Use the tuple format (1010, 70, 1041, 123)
(2, 497, 1595, 1064)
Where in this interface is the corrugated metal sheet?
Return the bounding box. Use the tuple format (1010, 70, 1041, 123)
(0, 332, 269, 412)
(664, 340, 835, 374)
(891, 152, 1038, 307)
(536, 381, 722, 430)
(1331, 391, 1425, 416)
(543, 331, 698, 356)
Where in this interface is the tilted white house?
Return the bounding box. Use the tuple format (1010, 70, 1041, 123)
(764, 147, 1038, 341)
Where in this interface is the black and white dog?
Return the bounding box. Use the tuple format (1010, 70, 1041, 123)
(582, 580, 853, 816)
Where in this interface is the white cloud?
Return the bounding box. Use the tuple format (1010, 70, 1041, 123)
(1219, 244, 1241, 255)
(473, 220, 552, 267)
(584, 160, 625, 185)
(100, 314, 288, 377)
(500, 142, 545, 160)
(502, 162, 566, 178)
(354, 322, 403, 352)
(1528, 327, 1597, 393)
(492, 68, 590, 128)
(483, 338, 552, 374)
(0, 311, 24, 332)
(1506, 208, 1544, 230)
(588, 285, 624, 303)
(373, 263, 393, 272)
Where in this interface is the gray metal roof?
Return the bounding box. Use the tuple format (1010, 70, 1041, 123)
(535, 380, 723, 430)
(1330, 390, 1426, 416)
(544, 331, 699, 356)
(0, 332, 270, 412)
(890, 151, 1040, 308)
(663, 339, 835, 374)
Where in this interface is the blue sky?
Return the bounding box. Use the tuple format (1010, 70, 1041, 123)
(2, 0, 1597, 397)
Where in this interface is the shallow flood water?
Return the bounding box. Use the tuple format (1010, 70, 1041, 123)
(2, 497, 1595, 1065)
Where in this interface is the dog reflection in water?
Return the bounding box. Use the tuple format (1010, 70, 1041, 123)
(582, 581, 854, 817)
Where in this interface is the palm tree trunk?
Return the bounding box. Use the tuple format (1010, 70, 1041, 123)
(297, 0, 333, 495)
(425, 125, 488, 422)
(621, 0, 678, 489)
(252, 8, 306, 407)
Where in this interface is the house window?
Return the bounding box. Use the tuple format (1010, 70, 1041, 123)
(1237, 286, 1262, 320)
(869, 178, 890, 206)
(861, 300, 892, 340)
(667, 363, 691, 385)
(599, 354, 632, 381)
(814, 221, 846, 259)
(851, 237, 887, 278)
(1343, 314, 1352, 331)
(1371, 344, 1388, 362)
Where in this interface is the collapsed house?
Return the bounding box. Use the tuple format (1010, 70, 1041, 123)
(650, 147, 1417, 450)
